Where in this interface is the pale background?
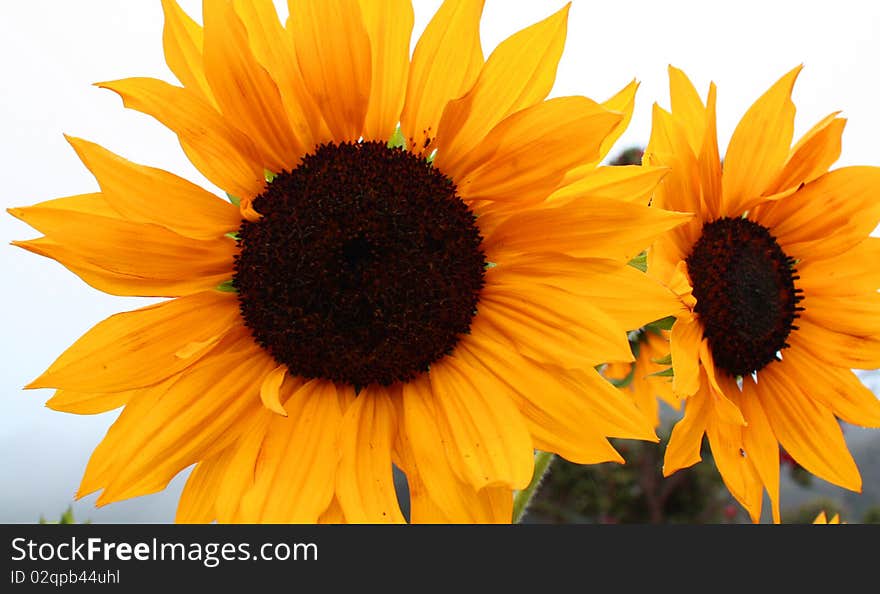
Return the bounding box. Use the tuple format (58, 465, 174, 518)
(1, 0, 878, 522)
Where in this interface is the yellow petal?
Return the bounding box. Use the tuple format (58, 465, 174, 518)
(400, 0, 484, 151)
(668, 64, 707, 154)
(699, 341, 746, 426)
(456, 335, 637, 465)
(429, 356, 534, 490)
(239, 379, 342, 522)
(478, 282, 633, 368)
(788, 318, 880, 370)
(160, 0, 216, 107)
(445, 96, 622, 205)
(66, 136, 240, 240)
(551, 165, 669, 205)
(482, 196, 691, 264)
(721, 66, 801, 217)
(770, 347, 880, 428)
(670, 316, 702, 397)
(797, 237, 880, 297)
(233, 0, 329, 148)
(698, 82, 722, 213)
(9, 206, 237, 297)
(771, 112, 845, 192)
(336, 386, 406, 523)
(97, 77, 264, 199)
(705, 406, 764, 523)
(203, 0, 303, 171)
(46, 389, 132, 415)
(663, 381, 711, 476)
(761, 166, 880, 261)
(84, 344, 275, 504)
(740, 375, 782, 523)
(289, 0, 371, 142)
(259, 364, 288, 416)
(28, 291, 241, 392)
(433, 4, 570, 169)
(758, 360, 862, 492)
(176, 448, 235, 523)
(358, 0, 413, 141)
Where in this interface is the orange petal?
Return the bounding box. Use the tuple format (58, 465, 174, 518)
(97, 77, 264, 199)
(478, 282, 633, 368)
(670, 316, 702, 398)
(336, 386, 406, 523)
(358, 0, 414, 141)
(46, 389, 132, 415)
(66, 137, 240, 240)
(761, 166, 880, 261)
(429, 356, 534, 490)
(771, 112, 845, 192)
(84, 343, 275, 504)
(239, 379, 343, 522)
(663, 381, 711, 476)
(445, 96, 622, 205)
(758, 360, 862, 492)
(176, 448, 235, 523)
(203, 0, 303, 171)
(668, 65, 707, 154)
(259, 364, 288, 416)
(433, 4, 569, 169)
(289, 0, 371, 142)
(740, 376, 781, 523)
(551, 165, 669, 205)
(9, 205, 237, 297)
(400, 0, 484, 151)
(482, 196, 691, 264)
(233, 0, 329, 148)
(160, 0, 216, 107)
(721, 66, 801, 216)
(28, 291, 241, 392)
(456, 336, 633, 464)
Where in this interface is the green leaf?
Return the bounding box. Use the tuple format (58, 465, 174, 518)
(216, 280, 237, 293)
(226, 193, 241, 206)
(387, 125, 407, 150)
(627, 251, 647, 272)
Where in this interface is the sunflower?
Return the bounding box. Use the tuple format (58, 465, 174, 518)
(603, 328, 682, 428)
(644, 65, 880, 523)
(10, 0, 689, 524)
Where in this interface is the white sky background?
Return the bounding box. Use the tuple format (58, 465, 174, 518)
(0, 0, 878, 522)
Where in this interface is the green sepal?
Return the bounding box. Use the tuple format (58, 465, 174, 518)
(216, 280, 237, 293)
(648, 367, 674, 378)
(226, 193, 241, 206)
(264, 169, 277, 183)
(651, 353, 673, 366)
(387, 126, 407, 150)
(627, 250, 648, 272)
(225, 231, 240, 241)
(646, 315, 676, 333)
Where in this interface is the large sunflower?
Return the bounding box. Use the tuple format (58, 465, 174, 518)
(645, 65, 880, 523)
(10, 0, 689, 523)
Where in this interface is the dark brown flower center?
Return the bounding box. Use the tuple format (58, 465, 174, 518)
(686, 217, 803, 377)
(232, 141, 486, 388)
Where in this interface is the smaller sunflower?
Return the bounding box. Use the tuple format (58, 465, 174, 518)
(645, 65, 880, 523)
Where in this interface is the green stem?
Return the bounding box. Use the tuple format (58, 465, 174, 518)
(513, 450, 555, 523)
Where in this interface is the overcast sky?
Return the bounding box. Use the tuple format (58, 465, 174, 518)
(1, 0, 878, 523)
